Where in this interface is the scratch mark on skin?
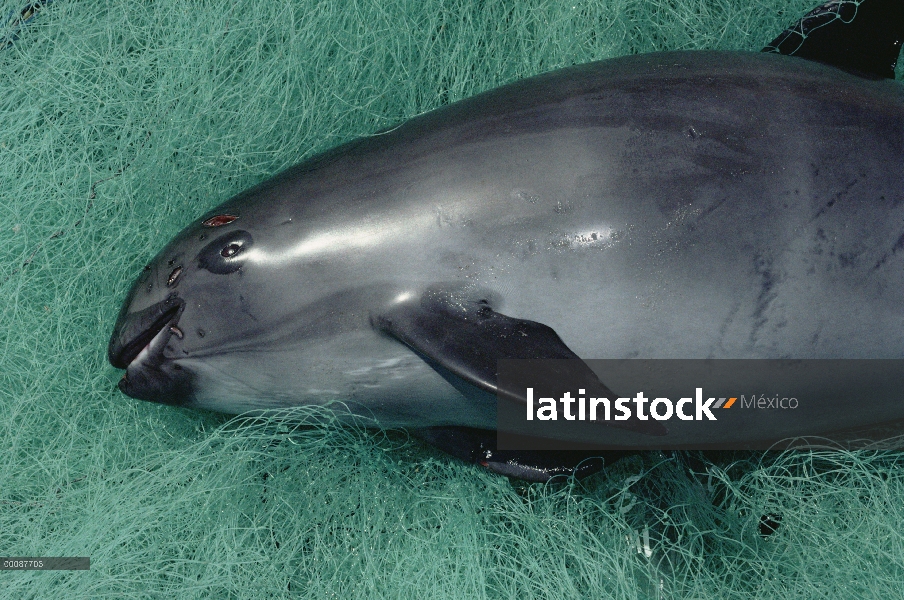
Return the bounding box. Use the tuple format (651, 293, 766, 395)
(872, 232, 904, 271)
(750, 253, 780, 345)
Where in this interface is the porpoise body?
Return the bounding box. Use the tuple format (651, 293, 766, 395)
(109, 2, 904, 478)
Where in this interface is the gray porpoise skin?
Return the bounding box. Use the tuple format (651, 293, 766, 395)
(109, 51, 904, 446)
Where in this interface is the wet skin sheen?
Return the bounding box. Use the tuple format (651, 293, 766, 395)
(108, 51, 904, 448)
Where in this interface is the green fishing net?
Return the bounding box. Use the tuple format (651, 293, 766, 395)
(2, 0, 902, 597)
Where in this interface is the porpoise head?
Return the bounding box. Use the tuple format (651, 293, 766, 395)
(106, 169, 432, 417)
(108, 213, 258, 406)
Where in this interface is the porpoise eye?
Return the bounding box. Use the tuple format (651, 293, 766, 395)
(220, 243, 242, 258)
(197, 230, 253, 274)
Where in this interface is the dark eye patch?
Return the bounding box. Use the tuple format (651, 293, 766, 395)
(197, 230, 253, 274)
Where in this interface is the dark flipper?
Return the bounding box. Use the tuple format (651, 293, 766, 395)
(374, 286, 666, 437)
(763, 0, 904, 79)
(417, 426, 626, 482)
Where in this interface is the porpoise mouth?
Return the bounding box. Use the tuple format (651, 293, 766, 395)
(108, 294, 185, 370)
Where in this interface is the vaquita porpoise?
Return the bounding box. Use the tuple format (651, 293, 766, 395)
(109, 0, 904, 480)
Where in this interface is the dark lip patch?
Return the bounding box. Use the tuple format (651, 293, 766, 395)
(108, 295, 185, 369)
